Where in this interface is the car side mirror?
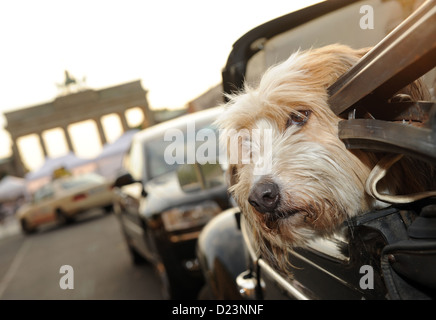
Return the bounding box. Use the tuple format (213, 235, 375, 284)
(113, 173, 140, 188)
(141, 188, 148, 197)
(176, 162, 225, 193)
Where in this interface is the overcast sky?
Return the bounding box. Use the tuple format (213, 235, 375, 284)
(0, 0, 322, 169)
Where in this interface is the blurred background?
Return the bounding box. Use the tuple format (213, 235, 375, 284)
(0, 0, 320, 173)
(0, 0, 321, 300)
(0, 0, 321, 202)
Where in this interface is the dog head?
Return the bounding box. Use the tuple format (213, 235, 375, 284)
(216, 44, 377, 271)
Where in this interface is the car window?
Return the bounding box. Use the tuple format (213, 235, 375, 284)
(125, 139, 144, 182)
(33, 184, 54, 202)
(146, 137, 180, 180)
(144, 122, 219, 181)
(245, 0, 435, 93)
(59, 173, 105, 190)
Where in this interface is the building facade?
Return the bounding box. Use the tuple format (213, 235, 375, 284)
(4, 80, 154, 177)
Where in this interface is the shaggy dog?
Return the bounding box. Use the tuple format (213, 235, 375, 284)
(216, 44, 435, 273)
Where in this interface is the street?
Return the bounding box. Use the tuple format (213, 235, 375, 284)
(0, 210, 164, 300)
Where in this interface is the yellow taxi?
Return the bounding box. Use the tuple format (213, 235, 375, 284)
(17, 172, 114, 234)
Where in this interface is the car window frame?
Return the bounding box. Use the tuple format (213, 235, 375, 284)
(239, 213, 310, 300)
(33, 183, 55, 202)
(123, 138, 145, 183)
(142, 118, 221, 182)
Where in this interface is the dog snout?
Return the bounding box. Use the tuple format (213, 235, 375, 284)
(248, 180, 280, 213)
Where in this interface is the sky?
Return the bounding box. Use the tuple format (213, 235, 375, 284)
(0, 0, 322, 171)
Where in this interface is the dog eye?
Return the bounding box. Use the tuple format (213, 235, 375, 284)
(286, 110, 311, 127)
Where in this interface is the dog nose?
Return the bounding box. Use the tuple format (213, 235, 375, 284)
(248, 181, 280, 213)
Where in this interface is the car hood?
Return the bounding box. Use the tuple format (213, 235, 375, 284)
(16, 202, 33, 218)
(140, 171, 228, 218)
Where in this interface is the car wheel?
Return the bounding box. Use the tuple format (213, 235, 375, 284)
(20, 219, 35, 235)
(103, 204, 113, 214)
(197, 285, 214, 300)
(155, 260, 185, 300)
(56, 209, 75, 225)
(128, 244, 149, 265)
(120, 225, 149, 265)
(155, 261, 172, 300)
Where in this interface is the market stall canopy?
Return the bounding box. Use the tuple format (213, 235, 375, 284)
(25, 152, 93, 181)
(96, 129, 139, 160)
(95, 129, 139, 180)
(0, 175, 27, 202)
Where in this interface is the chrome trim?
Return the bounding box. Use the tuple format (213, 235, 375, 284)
(258, 259, 309, 300)
(240, 214, 258, 262)
(236, 270, 258, 299)
(240, 213, 309, 300)
(289, 249, 351, 289)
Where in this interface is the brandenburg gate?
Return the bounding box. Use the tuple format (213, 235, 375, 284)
(4, 79, 155, 177)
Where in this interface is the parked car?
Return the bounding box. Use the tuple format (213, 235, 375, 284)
(17, 172, 114, 234)
(197, 0, 436, 300)
(112, 106, 232, 299)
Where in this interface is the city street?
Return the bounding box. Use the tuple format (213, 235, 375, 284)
(0, 210, 164, 300)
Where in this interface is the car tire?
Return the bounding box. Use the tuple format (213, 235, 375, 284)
(103, 205, 113, 214)
(20, 219, 35, 235)
(120, 225, 149, 266)
(197, 284, 214, 300)
(155, 260, 186, 300)
(128, 244, 149, 266)
(56, 209, 75, 225)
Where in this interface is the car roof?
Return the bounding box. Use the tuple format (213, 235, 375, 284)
(221, 0, 359, 96)
(132, 106, 224, 143)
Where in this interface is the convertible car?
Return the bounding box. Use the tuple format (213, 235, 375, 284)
(197, 0, 436, 300)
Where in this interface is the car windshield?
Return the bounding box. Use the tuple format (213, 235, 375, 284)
(145, 123, 219, 180)
(60, 173, 105, 190)
(33, 184, 54, 202)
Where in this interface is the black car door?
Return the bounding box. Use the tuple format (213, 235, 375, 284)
(240, 213, 389, 300)
(116, 139, 155, 260)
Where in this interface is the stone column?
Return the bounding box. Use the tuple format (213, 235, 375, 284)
(38, 132, 48, 158)
(118, 111, 129, 132)
(139, 106, 149, 128)
(11, 138, 26, 177)
(61, 126, 75, 153)
(94, 118, 107, 146)
(142, 90, 155, 126)
(141, 104, 155, 127)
